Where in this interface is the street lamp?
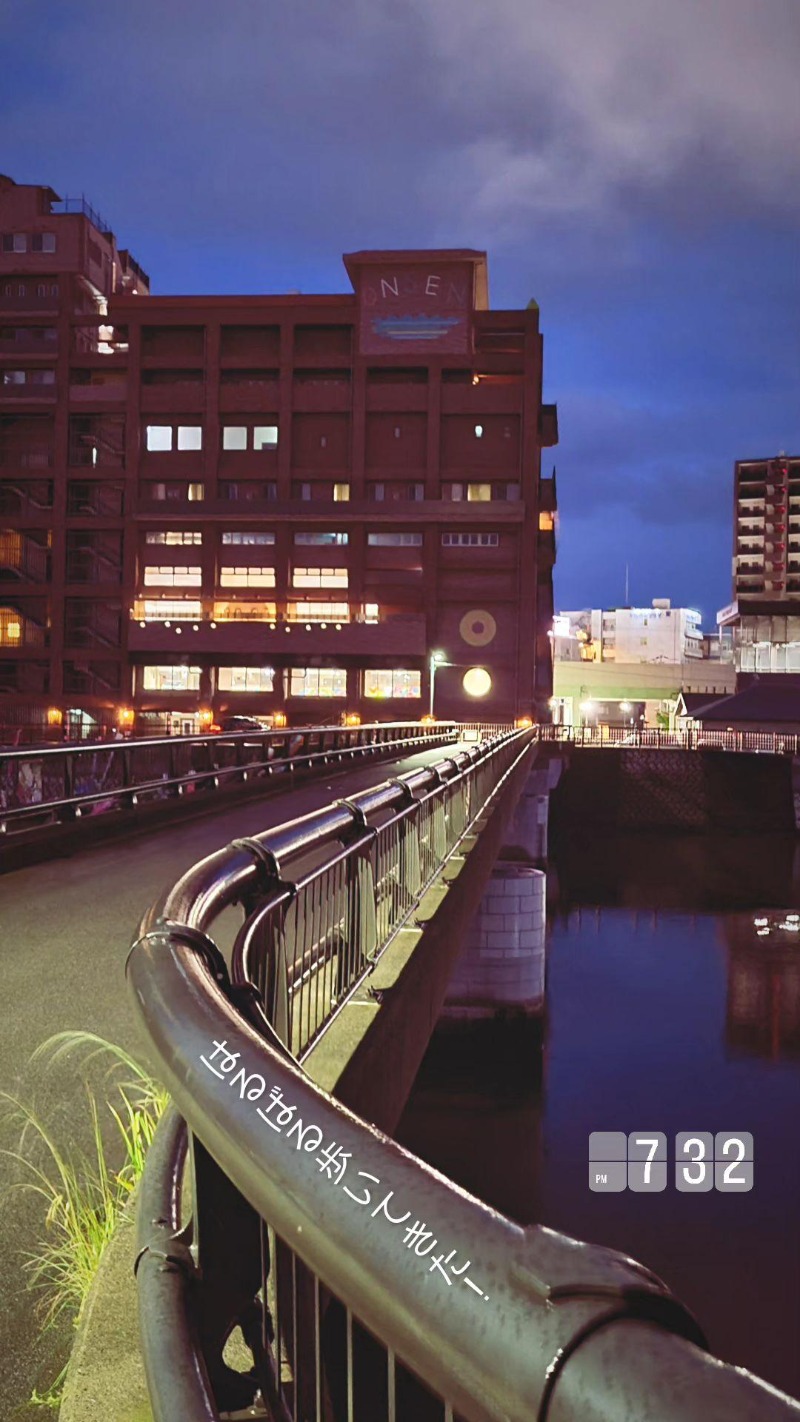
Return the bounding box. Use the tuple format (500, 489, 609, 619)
(429, 649, 449, 718)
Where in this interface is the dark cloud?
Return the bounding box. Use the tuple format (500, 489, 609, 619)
(0, 0, 798, 624)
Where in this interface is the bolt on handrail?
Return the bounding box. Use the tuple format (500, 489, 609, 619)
(127, 729, 800, 1422)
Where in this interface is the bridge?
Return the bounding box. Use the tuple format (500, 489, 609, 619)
(2, 724, 799, 1420)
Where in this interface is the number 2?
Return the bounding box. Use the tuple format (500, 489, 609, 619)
(722, 1137, 746, 1185)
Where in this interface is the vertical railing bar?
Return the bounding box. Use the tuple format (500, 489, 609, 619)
(303, 880, 314, 1052)
(346, 1305, 354, 1422)
(444, 1402, 454, 1422)
(307, 877, 320, 1051)
(292, 1250, 298, 1422)
(272, 1226, 282, 1408)
(314, 1273, 322, 1422)
(260, 1219, 269, 1355)
(387, 1345, 396, 1422)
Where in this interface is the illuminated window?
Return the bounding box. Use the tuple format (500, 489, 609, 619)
(146, 425, 203, 451)
(146, 531, 203, 545)
(289, 601, 349, 622)
(363, 604, 379, 622)
(212, 600, 277, 621)
(289, 667, 347, 697)
(333, 483, 350, 502)
(474, 424, 483, 438)
(3, 371, 26, 385)
(294, 532, 348, 546)
(364, 669, 421, 698)
(292, 567, 348, 589)
(31, 233, 56, 253)
(135, 599, 202, 621)
(221, 424, 279, 450)
(219, 566, 276, 588)
(2, 234, 27, 253)
(143, 565, 202, 587)
(187, 483, 205, 501)
(142, 665, 201, 691)
(221, 531, 275, 545)
(467, 483, 492, 502)
(217, 666, 274, 692)
(368, 532, 422, 547)
(222, 426, 247, 450)
(539, 511, 554, 531)
(146, 425, 173, 451)
(0, 607, 22, 644)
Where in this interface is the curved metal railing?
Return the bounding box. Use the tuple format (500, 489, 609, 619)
(127, 730, 800, 1422)
(0, 720, 457, 834)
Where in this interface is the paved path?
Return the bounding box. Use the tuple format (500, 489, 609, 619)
(0, 743, 460, 1420)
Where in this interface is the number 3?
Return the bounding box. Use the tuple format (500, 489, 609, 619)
(681, 1136, 707, 1185)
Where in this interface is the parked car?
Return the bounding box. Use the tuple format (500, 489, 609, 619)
(218, 716, 267, 733)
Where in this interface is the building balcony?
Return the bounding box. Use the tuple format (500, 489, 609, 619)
(439, 383, 522, 416)
(0, 385, 57, 404)
(0, 334, 58, 355)
(0, 293, 59, 314)
(135, 496, 527, 524)
(127, 612, 427, 658)
(291, 382, 350, 412)
(140, 384, 205, 413)
(69, 382, 128, 406)
(365, 384, 429, 413)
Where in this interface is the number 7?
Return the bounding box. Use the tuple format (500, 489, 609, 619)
(636, 1138, 660, 1183)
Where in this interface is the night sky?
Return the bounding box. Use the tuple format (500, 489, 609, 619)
(2, 0, 798, 630)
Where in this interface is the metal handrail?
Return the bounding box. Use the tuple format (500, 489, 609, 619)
(128, 728, 800, 1421)
(537, 725, 800, 755)
(128, 939, 800, 1422)
(0, 721, 458, 831)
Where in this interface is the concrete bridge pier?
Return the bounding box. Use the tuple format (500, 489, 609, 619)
(504, 750, 566, 861)
(441, 755, 563, 1023)
(442, 862, 546, 1022)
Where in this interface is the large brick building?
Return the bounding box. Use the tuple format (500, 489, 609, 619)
(0, 175, 558, 736)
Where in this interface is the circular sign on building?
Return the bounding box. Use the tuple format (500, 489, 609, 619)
(459, 609, 497, 648)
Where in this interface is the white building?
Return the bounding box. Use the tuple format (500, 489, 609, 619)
(554, 599, 703, 665)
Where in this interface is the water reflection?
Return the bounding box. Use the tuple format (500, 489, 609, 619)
(724, 913, 800, 1060)
(399, 832, 800, 1400)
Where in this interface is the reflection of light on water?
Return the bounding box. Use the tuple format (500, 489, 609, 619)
(752, 913, 800, 940)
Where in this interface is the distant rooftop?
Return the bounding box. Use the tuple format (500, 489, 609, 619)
(52, 194, 113, 237)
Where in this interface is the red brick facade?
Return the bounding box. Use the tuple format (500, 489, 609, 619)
(0, 177, 557, 736)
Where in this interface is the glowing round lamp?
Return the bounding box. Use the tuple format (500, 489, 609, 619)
(463, 667, 492, 698)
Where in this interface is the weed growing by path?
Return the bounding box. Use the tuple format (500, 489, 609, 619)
(0, 1031, 168, 1407)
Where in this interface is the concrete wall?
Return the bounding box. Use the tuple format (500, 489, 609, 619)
(550, 747, 796, 834)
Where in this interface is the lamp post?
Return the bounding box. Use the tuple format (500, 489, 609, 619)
(429, 649, 449, 718)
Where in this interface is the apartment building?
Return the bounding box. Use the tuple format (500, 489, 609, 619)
(718, 453, 800, 673)
(554, 599, 703, 664)
(0, 175, 558, 736)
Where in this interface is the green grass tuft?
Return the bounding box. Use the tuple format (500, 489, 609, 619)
(0, 1030, 168, 1408)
